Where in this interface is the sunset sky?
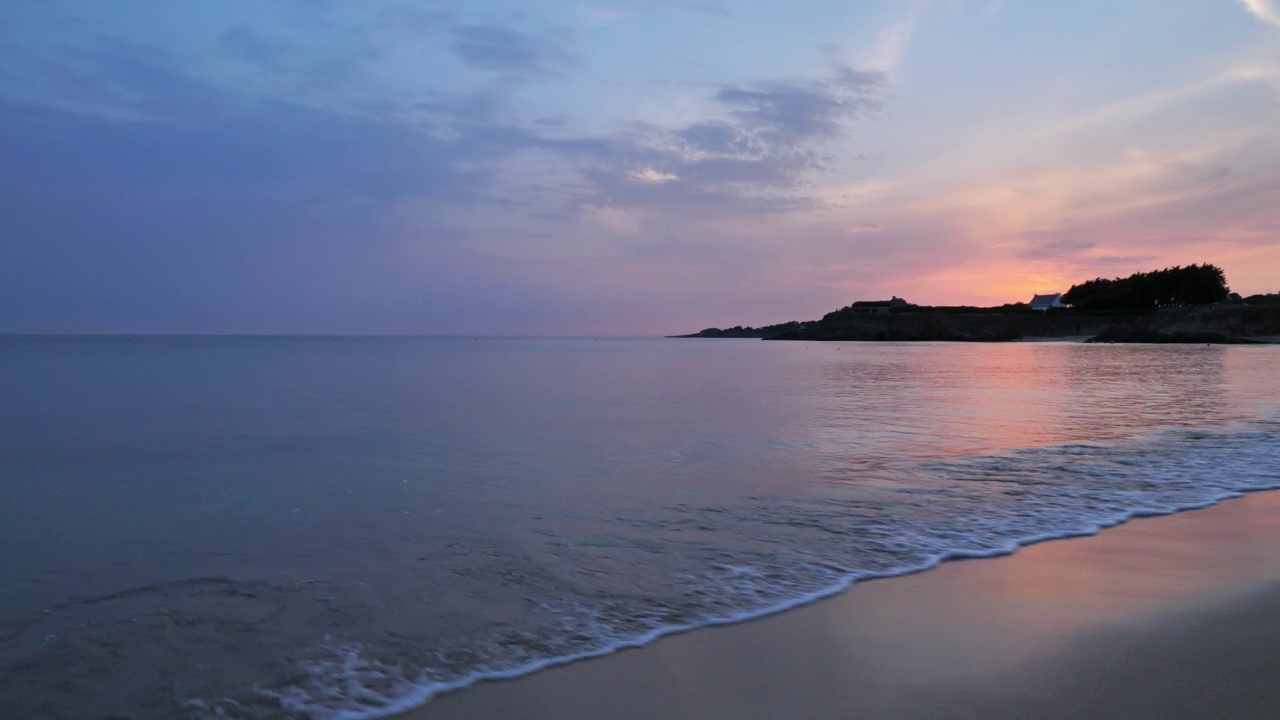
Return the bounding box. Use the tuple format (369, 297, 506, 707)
(3, 1, 1278, 334)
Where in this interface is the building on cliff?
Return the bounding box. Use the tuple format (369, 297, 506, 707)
(1029, 293, 1066, 311)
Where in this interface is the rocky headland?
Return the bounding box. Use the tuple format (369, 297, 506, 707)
(672, 265, 1279, 344)
(672, 301, 1280, 344)
(1087, 303, 1280, 344)
(778, 309, 1122, 342)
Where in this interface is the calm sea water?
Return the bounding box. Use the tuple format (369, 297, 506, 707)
(1, 337, 1278, 718)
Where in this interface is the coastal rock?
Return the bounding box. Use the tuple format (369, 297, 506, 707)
(1086, 305, 1280, 344)
(766, 311, 1122, 342)
(672, 296, 1280, 344)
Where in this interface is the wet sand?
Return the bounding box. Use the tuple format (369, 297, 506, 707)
(405, 490, 1280, 719)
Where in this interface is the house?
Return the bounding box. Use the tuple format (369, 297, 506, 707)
(1029, 293, 1066, 311)
(849, 296, 910, 314)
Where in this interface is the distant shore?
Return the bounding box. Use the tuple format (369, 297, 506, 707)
(1017, 334, 1092, 342)
(671, 303, 1280, 343)
(404, 491, 1280, 720)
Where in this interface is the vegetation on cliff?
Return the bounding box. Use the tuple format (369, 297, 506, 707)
(671, 321, 804, 338)
(670, 263, 1276, 343)
(1062, 264, 1228, 312)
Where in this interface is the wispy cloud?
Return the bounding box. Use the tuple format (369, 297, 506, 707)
(629, 167, 679, 183)
(557, 65, 884, 219)
(4, 0, 1278, 333)
(1238, 0, 1280, 28)
(714, 66, 882, 143)
(686, 2, 732, 18)
(856, 0, 928, 73)
(1027, 65, 1278, 141)
(451, 23, 575, 77)
(577, 5, 629, 25)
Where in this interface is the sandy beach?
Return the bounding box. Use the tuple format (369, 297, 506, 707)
(405, 491, 1280, 720)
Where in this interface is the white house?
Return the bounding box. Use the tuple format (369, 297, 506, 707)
(1029, 293, 1067, 311)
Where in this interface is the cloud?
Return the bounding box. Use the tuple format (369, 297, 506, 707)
(1014, 229, 1098, 262)
(857, 1, 929, 73)
(1238, 0, 1280, 28)
(0, 96, 498, 333)
(0, 6, 892, 332)
(560, 65, 883, 212)
(1029, 65, 1280, 142)
(0, 29, 580, 333)
(630, 167, 679, 183)
(0, 34, 234, 122)
(451, 23, 574, 76)
(713, 67, 883, 143)
(418, 63, 887, 229)
(578, 6, 629, 25)
(686, 3, 732, 18)
(3, 5, 880, 224)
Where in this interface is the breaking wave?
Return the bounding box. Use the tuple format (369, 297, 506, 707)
(200, 419, 1280, 719)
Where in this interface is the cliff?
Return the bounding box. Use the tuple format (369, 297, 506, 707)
(671, 300, 1280, 344)
(668, 321, 804, 339)
(764, 310, 1127, 342)
(1088, 304, 1280, 344)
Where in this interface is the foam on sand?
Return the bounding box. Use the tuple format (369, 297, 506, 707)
(240, 420, 1280, 720)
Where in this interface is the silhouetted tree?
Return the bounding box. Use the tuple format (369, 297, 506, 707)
(1062, 264, 1228, 312)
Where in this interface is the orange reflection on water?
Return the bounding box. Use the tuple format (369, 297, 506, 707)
(810, 342, 1238, 469)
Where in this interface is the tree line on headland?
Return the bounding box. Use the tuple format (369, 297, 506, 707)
(671, 263, 1280, 343)
(1062, 264, 1228, 312)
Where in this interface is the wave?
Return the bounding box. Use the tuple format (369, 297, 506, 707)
(207, 419, 1280, 719)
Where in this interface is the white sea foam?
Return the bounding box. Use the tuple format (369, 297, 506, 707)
(243, 419, 1280, 720)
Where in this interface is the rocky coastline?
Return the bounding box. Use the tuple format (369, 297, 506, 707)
(672, 303, 1280, 344)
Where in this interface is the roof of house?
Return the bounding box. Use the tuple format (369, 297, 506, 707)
(1030, 293, 1063, 305)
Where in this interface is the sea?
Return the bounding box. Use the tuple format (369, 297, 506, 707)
(1, 336, 1278, 719)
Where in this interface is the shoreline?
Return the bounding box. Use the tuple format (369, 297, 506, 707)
(402, 490, 1280, 719)
(676, 302, 1280, 343)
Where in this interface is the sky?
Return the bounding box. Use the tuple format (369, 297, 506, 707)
(2, 0, 1278, 335)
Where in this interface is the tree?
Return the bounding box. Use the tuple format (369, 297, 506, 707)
(1062, 264, 1229, 312)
